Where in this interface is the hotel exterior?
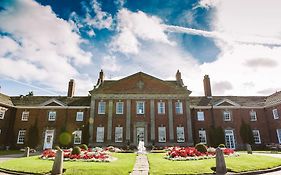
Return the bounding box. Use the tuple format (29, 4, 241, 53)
(0, 70, 281, 150)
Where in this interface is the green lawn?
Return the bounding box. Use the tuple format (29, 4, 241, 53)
(0, 150, 22, 155)
(148, 153, 281, 175)
(0, 153, 136, 175)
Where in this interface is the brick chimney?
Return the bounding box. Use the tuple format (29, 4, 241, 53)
(67, 79, 75, 97)
(176, 70, 184, 86)
(95, 69, 104, 88)
(203, 75, 212, 97)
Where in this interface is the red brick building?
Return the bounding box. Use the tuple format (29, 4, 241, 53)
(0, 70, 281, 150)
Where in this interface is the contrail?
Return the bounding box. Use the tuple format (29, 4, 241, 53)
(2, 77, 58, 95)
(164, 25, 281, 47)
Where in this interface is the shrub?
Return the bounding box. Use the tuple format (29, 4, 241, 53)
(72, 146, 81, 155)
(80, 144, 88, 150)
(218, 144, 226, 148)
(195, 143, 207, 153)
(54, 145, 60, 150)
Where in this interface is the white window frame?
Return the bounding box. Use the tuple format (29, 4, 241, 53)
(176, 127, 185, 143)
(116, 102, 124, 115)
(225, 129, 236, 149)
(175, 101, 183, 114)
(252, 130, 261, 144)
(76, 111, 84, 121)
(199, 130, 207, 144)
(96, 127, 104, 143)
(197, 111, 204, 121)
(276, 129, 281, 144)
(17, 130, 26, 144)
(158, 127, 166, 143)
(250, 111, 257, 121)
(273, 109, 279, 119)
(98, 101, 106, 114)
(136, 101, 145, 114)
(115, 127, 123, 143)
(0, 109, 6, 119)
(223, 111, 231, 121)
(157, 101, 165, 114)
(21, 111, 29, 121)
(48, 111, 56, 121)
(73, 130, 82, 144)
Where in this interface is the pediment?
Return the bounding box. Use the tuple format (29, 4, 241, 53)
(92, 72, 189, 94)
(214, 99, 240, 107)
(41, 99, 66, 107)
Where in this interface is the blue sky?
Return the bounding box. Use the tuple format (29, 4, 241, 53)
(0, 0, 281, 96)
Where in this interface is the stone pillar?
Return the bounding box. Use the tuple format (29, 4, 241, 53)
(24, 147, 30, 157)
(185, 99, 193, 145)
(246, 144, 252, 154)
(126, 99, 131, 141)
(150, 99, 155, 142)
(107, 100, 113, 141)
(215, 148, 227, 175)
(89, 98, 95, 146)
(52, 149, 64, 175)
(168, 99, 174, 142)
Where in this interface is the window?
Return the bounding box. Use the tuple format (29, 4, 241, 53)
(223, 111, 231, 121)
(175, 101, 183, 114)
(98, 101, 106, 114)
(21, 111, 29, 121)
(199, 130, 207, 144)
(0, 129, 1, 134)
(116, 102, 124, 114)
(115, 127, 123, 142)
(48, 111, 56, 121)
(0, 108, 5, 119)
(176, 127, 185, 142)
(96, 127, 104, 142)
(76, 112, 84, 121)
(252, 130, 261, 144)
(157, 101, 165, 114)
(74, 130, 82, 144)
(197, 111, 204, 121)
(225, 130, 235, 149)
(136, 101, 145, 114)
(273, 109, 279, 119)
(17, 130, 26, 144)
(276, 129, 281, 144)
(250, 111, 257, 121)
(158, 127, 166, 142)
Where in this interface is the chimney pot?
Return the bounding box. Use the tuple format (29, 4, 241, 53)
(176, 70, 184, 86)
(67, 79, 75, 97)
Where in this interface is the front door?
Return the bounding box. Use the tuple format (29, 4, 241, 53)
(136, 127, 145, 143)
(43, 130, 54, 149)
(225, 130, 235, 149)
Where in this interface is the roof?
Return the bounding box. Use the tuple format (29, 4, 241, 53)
(265, 91, 281, 106)
(0, 93, 14, 107)
(11, 96, 91, 107)
(189, 96, 267, 107)
(91, 72, 191, 94)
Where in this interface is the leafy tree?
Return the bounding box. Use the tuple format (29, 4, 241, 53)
(28, 120, 39, 148)
(208, 126, 225, 147)
(82, 123, 90, 145)
(239, 120, 254, 144)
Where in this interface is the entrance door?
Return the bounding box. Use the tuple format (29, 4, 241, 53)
(225, 130, 235, 149)
(136, 127, 145, 143)
(43, 130, 54, 149)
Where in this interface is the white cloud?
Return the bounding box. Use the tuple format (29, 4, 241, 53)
(110, 8, 174, 54)
(101, 55, 121, 72)
(0, 0, 93, 95)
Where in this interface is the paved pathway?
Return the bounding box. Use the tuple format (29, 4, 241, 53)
(130, 154, 149, 175)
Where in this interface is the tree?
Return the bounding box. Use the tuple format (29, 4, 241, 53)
(82, 123, 90, 145)
(239, 120, 254, 145)
(208, 126, 225, 147)
(28, 120, 39, 148)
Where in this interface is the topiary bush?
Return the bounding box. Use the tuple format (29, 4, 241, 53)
(71, 146, 81, 155)
(218, 144, 226, 148)
(80, 144, 88, 150)
(195, 143, 207, 153)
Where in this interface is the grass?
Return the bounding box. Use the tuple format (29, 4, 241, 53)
(148, 153, 281, 175)
(0, 153, 136, 175)
(0, 150, 22, 155)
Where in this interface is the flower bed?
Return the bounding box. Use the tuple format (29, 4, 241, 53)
(41, 147, 114, 162)
(165, 146, 238, 161)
